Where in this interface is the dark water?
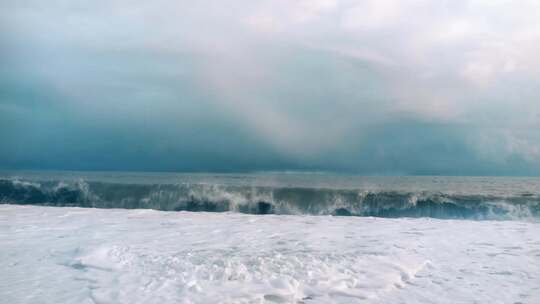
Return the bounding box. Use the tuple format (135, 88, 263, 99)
(1, 171, 540, 220)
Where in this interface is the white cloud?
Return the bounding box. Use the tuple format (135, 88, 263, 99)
(341, 0, 404, 31)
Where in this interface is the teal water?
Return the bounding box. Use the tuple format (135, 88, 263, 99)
(1, 171, 540, 220)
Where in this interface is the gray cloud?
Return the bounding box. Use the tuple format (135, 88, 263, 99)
(1, 0, 540, 174)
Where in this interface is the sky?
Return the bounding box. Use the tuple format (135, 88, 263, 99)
(1, 0, 540, 175)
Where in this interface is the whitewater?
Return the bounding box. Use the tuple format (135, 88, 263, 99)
(1, 205, 539, 303)
(1, 172, 540, 303)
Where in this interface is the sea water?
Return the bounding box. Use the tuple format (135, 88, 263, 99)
(1, 171, 540, 220)
(1, 171, 539, 303)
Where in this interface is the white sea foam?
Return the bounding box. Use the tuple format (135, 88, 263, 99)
(1, 205, 539, 303)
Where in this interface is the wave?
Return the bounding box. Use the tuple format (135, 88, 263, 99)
(1, 178, 539, 220)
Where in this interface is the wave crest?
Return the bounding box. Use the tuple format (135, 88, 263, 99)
(1, 179, 538, 220)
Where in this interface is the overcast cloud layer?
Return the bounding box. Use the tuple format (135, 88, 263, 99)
(1, 0, 540, 175)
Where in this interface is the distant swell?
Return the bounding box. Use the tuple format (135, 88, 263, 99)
(1, 179, 539, 220)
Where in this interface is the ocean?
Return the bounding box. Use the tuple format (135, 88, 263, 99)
(1, 171, 539, 303)
(1, 171, 540, 220)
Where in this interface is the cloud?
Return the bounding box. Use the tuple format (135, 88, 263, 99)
(1, 0, 540, 174)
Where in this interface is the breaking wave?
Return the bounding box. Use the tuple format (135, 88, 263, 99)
(1, 178, 539, 220)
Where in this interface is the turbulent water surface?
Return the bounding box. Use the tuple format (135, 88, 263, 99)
(1, 171, 540, 303)
(1, 171, 540, 220)
(1, 205, 539, 304)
